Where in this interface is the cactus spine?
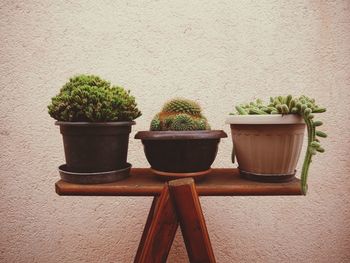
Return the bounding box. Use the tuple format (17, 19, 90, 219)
(162, 99, 202, 116)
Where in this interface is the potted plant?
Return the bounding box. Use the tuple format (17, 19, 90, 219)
(135, 98, 227, 179)
(226, 95, 326, 193)
(48, 74, 141, 184)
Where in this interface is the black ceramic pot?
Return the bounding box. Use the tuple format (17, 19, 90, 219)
(56, 121, 135, 173)
(135, 130, 227, 177)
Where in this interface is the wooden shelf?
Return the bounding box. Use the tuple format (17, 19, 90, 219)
(55, 168, 302, 196)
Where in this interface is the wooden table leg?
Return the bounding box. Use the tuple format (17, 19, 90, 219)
(169, 178, 216, 263)
(134, 196, 159, 262)
(134, 184, 179, 263)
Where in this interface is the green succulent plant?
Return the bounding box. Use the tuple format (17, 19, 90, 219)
(150, 98, 210, 131)
(170, 114, 196, 131)
(231, 95, 327, 194)
(48, 74, 141, 122)
(162, 98, 202, 116)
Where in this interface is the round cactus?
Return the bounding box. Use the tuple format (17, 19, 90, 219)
(150, 114, 161, 131)
(150, 98, 210, 131)
(162, 98, 202, 116)
(194, 118, 210, 130)
(170, 114, 196, 131)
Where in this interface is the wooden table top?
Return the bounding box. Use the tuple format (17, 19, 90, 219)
(55, 168, 303, 196)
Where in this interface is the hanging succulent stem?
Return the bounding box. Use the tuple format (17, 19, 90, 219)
(301, 113, 315, 194)
(231, 95, 326, 194)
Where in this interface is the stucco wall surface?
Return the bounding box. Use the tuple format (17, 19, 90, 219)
(1, 0, 349, 262)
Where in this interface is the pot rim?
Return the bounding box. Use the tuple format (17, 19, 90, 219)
(55, 121, 136, 127)
(226, 114, 305, 125)
(135, 130, 227, 140)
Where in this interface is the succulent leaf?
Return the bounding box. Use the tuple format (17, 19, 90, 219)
(235, 106, 248, 115)
(310, 141, 321, 148)
(313, 121, 323, 127)
(313, 107, 326, 113)
(316, 130, 327, 138)
(249, 108, 268, 115)
(281, 104, 289, 114)
(316, 147, 325, 153)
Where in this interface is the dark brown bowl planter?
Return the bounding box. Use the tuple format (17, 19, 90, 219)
(56, 121, 135, 174)
(135, 130, 227, 179)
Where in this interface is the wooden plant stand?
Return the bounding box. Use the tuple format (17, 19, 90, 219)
(55, 168, 302, 263)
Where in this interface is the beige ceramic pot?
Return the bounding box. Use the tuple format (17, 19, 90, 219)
(226, 115, 305, 182)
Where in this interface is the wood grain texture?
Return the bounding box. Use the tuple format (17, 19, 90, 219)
(134, 185, 178, 263)
(169, 178, 216, 263)
(55, 168, 303, 196)
(134, 196, 159, 262)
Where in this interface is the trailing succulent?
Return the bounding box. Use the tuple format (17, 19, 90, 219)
(48, 75, 141, 122)
(150, 98, 210, 131)
(231, 95, 327, 194)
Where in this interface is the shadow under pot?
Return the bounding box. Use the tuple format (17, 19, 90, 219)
(56, 121, 135, 184)
(135, 130, 227, 180)
(226, 115, 305, 182)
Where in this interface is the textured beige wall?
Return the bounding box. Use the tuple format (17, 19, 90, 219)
(1, 1, 349, 262)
